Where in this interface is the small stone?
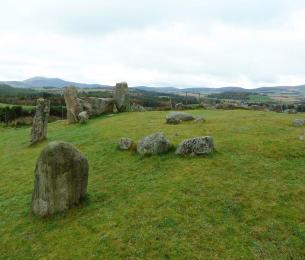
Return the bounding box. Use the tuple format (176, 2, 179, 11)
(176, 136, 214, 156)
(118, 138, 133, 150)
(130, 103, 146, 112)
(293, 119, 305, 127)
(194, 116, 205, 123)
(175, 103, 184, 110)
(78, 111, 89, 124)
(284, 109, 297, 114)
(113, 104, 118, 113)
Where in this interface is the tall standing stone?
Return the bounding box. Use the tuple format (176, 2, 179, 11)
(114, 82, 129, 112)
(64, 86, 82, 123)
(32, 141, 89, 216)
(30, 98, 50, 145)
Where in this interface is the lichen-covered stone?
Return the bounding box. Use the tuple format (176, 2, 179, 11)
(84, 97, 114, 116)
(64, 86, 82, 123)
(78, 111, 89, 124)
(114, 82, 129, 112)
(137, 132, 171, 155)
(118, 138, 133, 150)
(166, 111, 195, 124)
(176, 136, 214, 156)
(32, 141, 89, 216)
(30, 98, 50, 145)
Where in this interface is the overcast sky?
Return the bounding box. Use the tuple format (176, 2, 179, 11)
(1, 0, 305, 88)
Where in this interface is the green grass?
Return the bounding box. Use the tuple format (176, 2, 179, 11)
(1, 109, 305, 259)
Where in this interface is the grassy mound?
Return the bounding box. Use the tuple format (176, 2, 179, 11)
(0, 110, 305, 258)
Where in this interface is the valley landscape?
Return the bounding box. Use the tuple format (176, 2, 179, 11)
(1, 1, 305, 259)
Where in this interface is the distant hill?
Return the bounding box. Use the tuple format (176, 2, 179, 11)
(133, 85, 305, 94)
(0, 83, 38, 96)
(1, 77, 112, 89)
(1, 76, 305, 95)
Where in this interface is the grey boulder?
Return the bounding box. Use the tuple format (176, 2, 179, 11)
(293, 119, 305, 126)
(78, 111, 89, 124)
(166, 111, 195, 124)
(137, 132, 171, 155)
(194, 116, 205, 123)
(176, 136, 214, 156)
(32, 141, 89, 217)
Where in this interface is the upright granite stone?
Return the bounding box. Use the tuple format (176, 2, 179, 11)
(64, 86, 82, 123)
(30, 98, 50, 145)
(176, 136, 214, 156)
(114, 82, 129, 112)
(32, 141, 89, 216)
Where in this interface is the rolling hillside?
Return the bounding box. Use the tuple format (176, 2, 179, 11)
(2, 77, 305, 95)
(1, 77, 112, 89)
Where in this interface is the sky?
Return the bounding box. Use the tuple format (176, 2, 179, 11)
(1, 0, 305, 88)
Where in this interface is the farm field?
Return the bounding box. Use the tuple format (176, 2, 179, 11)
(0, 109, 305, 259)
(0, 102, 35, 111)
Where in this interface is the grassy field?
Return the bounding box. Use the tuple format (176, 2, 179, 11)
(0, 102, 35, 111)
(1, 109, 305, 259)
(248, 94, 272, 103)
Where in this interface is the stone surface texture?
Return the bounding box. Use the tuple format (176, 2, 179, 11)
(137, 132, 171, 155)
(32, 141, 89, 216)
(30, 98, 50, 145)
(176, 136, 214, 156)
(114, 82, 129, 112)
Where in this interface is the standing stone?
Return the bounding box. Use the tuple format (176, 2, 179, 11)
(85, 97, 114, 116)
(32, 141, 89, 216)
(114, 82, 129, 112)
(176, 136, 214, 156)
(30, 98, 50, 145)
(64, 86, 82, 123)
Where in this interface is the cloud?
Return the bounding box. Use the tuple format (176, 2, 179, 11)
(1, 0, 305, 88)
